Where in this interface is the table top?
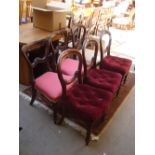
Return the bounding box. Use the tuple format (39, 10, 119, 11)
(19, 23, 52, 44)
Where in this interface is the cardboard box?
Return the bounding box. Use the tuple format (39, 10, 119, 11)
(33, 7, 67, 32)
(32, 0, 69, 32)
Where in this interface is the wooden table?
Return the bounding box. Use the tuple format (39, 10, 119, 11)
(19, 23, 52, 44)
(19, 23, 61, 85)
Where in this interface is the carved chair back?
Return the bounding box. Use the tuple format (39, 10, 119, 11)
(57, 49, 83, 97)
(70, 24, 87, 50)
(99, 29, 112, 61)
(82, 39, 99, 79)
(22, 37, 55, 83)
(49, 29, 69, 63)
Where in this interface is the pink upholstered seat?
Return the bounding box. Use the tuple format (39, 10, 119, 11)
(101, 55, 132, 76)
(35, 72, 72, 101)
(61, 58, 84, 76)
(64, 84, 113, 124)
(86, 68, 122, 93)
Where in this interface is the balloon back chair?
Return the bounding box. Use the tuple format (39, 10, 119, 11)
(57, 49, 114, 145)
(99, 30, 132, 84)
(68, 24, 87, 50)
(50, 29, 69, 63)
(56, 25, 86, 78)
(22, 37, 73, 124)
(82, 39, 122, 96)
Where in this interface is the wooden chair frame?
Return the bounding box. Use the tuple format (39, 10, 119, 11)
(71, 24, 86, 49)
(99, 30, 130, 84)
(57, 48, 112, 145)
(82, 38, 121, 96)
(22, 36, 64, 124)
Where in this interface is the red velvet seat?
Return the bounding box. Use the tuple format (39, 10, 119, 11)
(64, 84, 113, 124)
(99, 30, 132, 84)
(22, 37, 74, 124)
(35, 72, 72, 101)
(86, 68, 122, 93)
(61, 58, 84, 76)
(57, 48, 114, 145)
(60, 25, 87, 77)
(82, 39, 122, 95)
(101, 55, 132, 77)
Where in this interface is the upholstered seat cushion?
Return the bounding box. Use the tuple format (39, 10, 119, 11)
(101, 55, 132, 75)
(35, 72, 72, 101)
(86, 68, 122, 93)
(64, 84, 113, 124)
(61, 58, 84, 76)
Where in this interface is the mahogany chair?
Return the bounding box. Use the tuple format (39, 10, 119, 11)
(49, 29, 69, 63)
(48, 28, 84, 78)
(57, 49, 114, 145)
(22, 37, 72, 124)
(99, 30, 132, 84)
(55, 25, 86, 77)
(68, 24, 87, 50)
(82, 39, 122, 96)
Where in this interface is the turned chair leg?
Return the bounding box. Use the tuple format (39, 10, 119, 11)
(53, 104, 64, 125)
(19, 127, 23, 131)
(116, 85, 121, 97)
(30, 87, 37, 106)
(53, 106, 58, 124)
(85, 126, 91, 145)
(123, 74, 128, 84)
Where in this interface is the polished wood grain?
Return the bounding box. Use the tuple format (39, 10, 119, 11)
(19, 23, 51, 44)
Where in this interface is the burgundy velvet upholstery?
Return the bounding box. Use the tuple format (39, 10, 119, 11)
(101, 55, 132, 76)
(35, 72, 72, 101)
(64, 84, 113, 124)
(86, 68, 122, 93)
(61, 58, 84, 76)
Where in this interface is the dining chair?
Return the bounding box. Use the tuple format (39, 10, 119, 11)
(48, 28, 84, 78)
(82, 39, 122, 96)
(99, 30, 132, 84)
(49, 29, 69, 63)
(68, 24, 87, 50)
(112, 8, 135, 30)
(22, 37, 73, 124)
(55, 24, 86, 78)
(57, 48, 113, 145)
